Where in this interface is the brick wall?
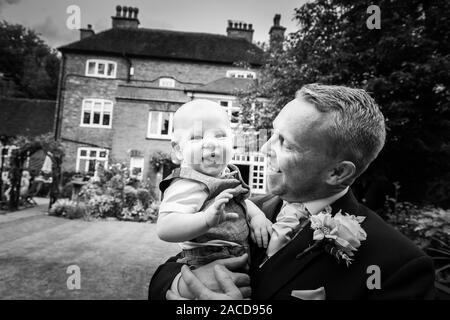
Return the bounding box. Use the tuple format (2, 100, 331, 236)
(59, 52, 259, 192)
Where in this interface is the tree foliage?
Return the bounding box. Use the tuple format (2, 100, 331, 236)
(241, 0, 450, 206)
(8, 133, 64, 210)
(0, 21, 60, 99)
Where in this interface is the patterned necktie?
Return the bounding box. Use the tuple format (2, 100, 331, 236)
(266, 202, 311, 258)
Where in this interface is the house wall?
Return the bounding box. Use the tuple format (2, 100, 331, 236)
(59, 52, 259, 191)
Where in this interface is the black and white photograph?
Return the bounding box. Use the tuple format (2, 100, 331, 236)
(0, 0, 449, 303)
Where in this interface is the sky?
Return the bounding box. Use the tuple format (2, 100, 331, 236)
(0, 0, 307, 49)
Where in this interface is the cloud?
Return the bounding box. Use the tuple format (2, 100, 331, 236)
(33, 16, 77, 48)
(0, 0, 21, 12)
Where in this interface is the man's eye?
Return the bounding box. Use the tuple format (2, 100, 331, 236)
(191, 136, 203, 140)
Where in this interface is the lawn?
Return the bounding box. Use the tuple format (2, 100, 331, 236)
(0, 203, 179, 299)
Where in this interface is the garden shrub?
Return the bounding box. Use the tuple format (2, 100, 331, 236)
(87, 194, 121, 218)
(385, 198, 450, 292)
(123, 185, 138, 208)
(136, 188, 151, 208)
(49, 199, 86, 219)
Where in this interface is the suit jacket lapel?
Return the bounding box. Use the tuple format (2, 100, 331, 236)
(252, 189, 363, 300)
(254, 221, 323, 300)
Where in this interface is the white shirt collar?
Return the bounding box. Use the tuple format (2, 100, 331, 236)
(284, 187, 349, 215)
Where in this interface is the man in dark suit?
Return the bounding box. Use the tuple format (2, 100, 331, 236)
(149, 84, 435, 300)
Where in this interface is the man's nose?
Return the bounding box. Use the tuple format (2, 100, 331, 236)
(261, 140, 269, 155)
(261, 136, 274, 157)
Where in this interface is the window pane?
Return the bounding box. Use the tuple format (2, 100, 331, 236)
(87, 62, 95, 74)
(97, 63, 105, 75)
(220, 101, 228, 107)
(103, 112, 110, 126)
(103, 102, 112, 111)
(161, 112, 170, 135)
(78, 159, 87, 172)
(93, 102, 102, 111)
(84, 100, 93, 109)
(159, 78, 175, 87)
(149, 112, 159, 135)
(88, 160, 96, 173)
(97, 160, 106, 170)
(89, 150, 97, 157)
(99, 151, 107, 158)
(80, 150, 87, 157)
(107, 63, 115, 76)
(93, 112, 101, 124)
(83, 111, 91, 124)
(231, 111, 239, 123)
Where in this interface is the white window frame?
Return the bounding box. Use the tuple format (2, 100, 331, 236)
(220, 100, 241, 127)
(76, 147, 109, 174)
(147, 111, 174, 140)
(226, 70, 256, 79)
(80, 98, 113, 128)
(130, 157, 145, 181)
(231, 153, 266, 194)
(85, 59, 117, 78)
(159, 78, 175, 88)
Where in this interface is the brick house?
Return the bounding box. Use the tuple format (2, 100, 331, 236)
(56, 5, 285, 197)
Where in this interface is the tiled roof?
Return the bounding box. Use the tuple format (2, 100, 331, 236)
(0, 97, 56, 137)
(59, 28, 264, 66)
(189, 77, 255, 95)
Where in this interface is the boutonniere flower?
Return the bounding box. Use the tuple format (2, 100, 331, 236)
(296, 209, 367, 267)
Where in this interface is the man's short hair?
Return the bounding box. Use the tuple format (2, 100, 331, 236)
(297, 83, 386, 176)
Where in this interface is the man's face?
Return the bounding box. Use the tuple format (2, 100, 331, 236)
(261, 98, 335, 202)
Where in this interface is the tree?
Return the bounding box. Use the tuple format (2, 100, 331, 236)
(9, 133, 65, 210)
(241, 0, 450, 206)
(0, 21, 60, 99)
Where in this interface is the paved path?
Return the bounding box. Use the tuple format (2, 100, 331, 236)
(0, 199, 179, 299)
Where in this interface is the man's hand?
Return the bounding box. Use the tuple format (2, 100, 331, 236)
(250, 214, 273, 248)
(204, 188, 240, 227)
(170, 253, 250, 300)
(167, 264, 247, 300)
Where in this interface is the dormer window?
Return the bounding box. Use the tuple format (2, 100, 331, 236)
(159, 78, 175, 88)
(226, 70, 256, 79)
(86, 60, 117, 78)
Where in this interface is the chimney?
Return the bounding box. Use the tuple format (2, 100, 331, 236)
(112, 5, 140, 29)
(226, 20, 254, 43)
(269, 14, 286, 50)
(79, 24, 95, 40)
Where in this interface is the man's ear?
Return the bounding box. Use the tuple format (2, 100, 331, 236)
(326, 161, 356, 186)
(171, 141, 183, 165)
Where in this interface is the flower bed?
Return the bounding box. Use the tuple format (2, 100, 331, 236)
(49, 162, 159, 223)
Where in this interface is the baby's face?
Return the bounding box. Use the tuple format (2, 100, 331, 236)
(174, 108, 233, 177)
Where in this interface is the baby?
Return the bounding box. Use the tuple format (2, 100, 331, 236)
(157, 99, 272, 267)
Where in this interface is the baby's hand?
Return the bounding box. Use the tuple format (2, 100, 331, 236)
(250, 214, 273, 248)
(204, 188, 240, 228)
